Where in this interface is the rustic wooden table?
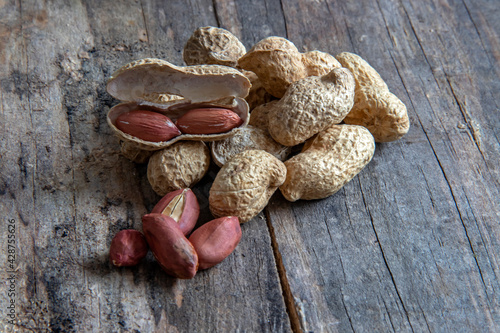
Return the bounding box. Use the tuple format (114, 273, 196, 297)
(1, 0, 499, 332)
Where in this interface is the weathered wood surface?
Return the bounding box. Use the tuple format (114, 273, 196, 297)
(0, 0, 498, 332)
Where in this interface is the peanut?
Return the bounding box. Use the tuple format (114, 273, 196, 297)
(209, 150, 286, 223)
(120, 141, 153, 164)
(242, 70, 275, 110)
(210, 125, 291, 167)
(147, 141, 210, 196)
(115, 110, 181, 142)
(238, 37, 341, 98)
(109, 230, 149, 267)
(151, 188, 199, 236)
(189, 216, 242, 270)
(264, 67, 356, 146)
(335, 52, 410, 142)
(142, 213, 198, 279)
(280, 124, 375, 201)
(106, 58, 250, 150)
(183, 26, 246, 67)
(175, 108, 243, 135)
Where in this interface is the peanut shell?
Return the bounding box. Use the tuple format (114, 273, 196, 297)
(147, 141, 210, 196)
(336, 52, 410, 142)
(242, 70, 275, 110)
(211, 125, 291, 167)
(266, 67, 356, 146)
(301, 50, 342, 76)
(209, 150, 286, 223)
(183, 26, 246, 67)
(247, 100, 277, 131)
(239, 37, 341, 98)
(280, 124, 375, 201)
(120, 141, 153, 164)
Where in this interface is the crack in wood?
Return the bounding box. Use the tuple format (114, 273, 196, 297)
(264, 209, 302, 333)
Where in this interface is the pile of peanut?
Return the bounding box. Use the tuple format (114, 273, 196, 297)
(107, 27, 410, 278)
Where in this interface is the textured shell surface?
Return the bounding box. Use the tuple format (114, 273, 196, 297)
(335, 52, 410, 142)
(107, 58, 250, 104)
(344, 88, 410, 142)
(106, 58, 252, 150)
(335, 52, 388, 91)
(211, 126, 291, 167)
(183, 26, 246, 67)
(248, 100, 277, 131)
(267, 67, 356, 146)
(302, 51, 342, 76)
(209, 149, 286, 223)
(147, 141, 210, 196)
(280, 125, 375, 201)
(238, 37, 306, 98)
(247, 36, 300, 53)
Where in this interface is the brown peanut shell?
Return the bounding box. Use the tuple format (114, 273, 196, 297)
(120, 141, 153, 164)
(211, 125, 291, 167)
(209, 149, 286, 223)
(266, 67, 356, 146)
(238, 37, 306, 98)
(147, 141, 210, 196)
(239, 37, 342, 98)
(183, 26, 246, 67)
(335, 52, 410, 142)
(280, 124, 375, 201)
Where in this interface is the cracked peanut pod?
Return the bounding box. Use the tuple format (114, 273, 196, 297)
(147, 141, 210, 196)
(266, 67, 355, 146)
(238, 37, 342, 98)
(280, 125, 375, 201)
(209, 150, 286, 223)
(106, 58, 250, 150)
(211, 125, 291, 167)
(183, 26, 246, 67)
(335, 52, 410, 142)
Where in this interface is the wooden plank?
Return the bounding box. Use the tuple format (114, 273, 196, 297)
(264, 0, 500, 331)
(0, 0, 292, 331)
(1, 0, 499, 332)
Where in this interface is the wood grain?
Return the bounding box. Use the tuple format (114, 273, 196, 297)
(0, 0, 498, 332)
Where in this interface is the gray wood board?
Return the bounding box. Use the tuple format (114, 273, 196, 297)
(265, 0, 500, 332)
(0, 0, 499, 332)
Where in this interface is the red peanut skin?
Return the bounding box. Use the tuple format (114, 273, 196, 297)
(109, 230, 149, 267)
(188, 216, 241, 270)
(142, 213, 198, 279)
(115, 110, 181, 142)
(175, 108, 243, 135)
(151, 188, 199, 236)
